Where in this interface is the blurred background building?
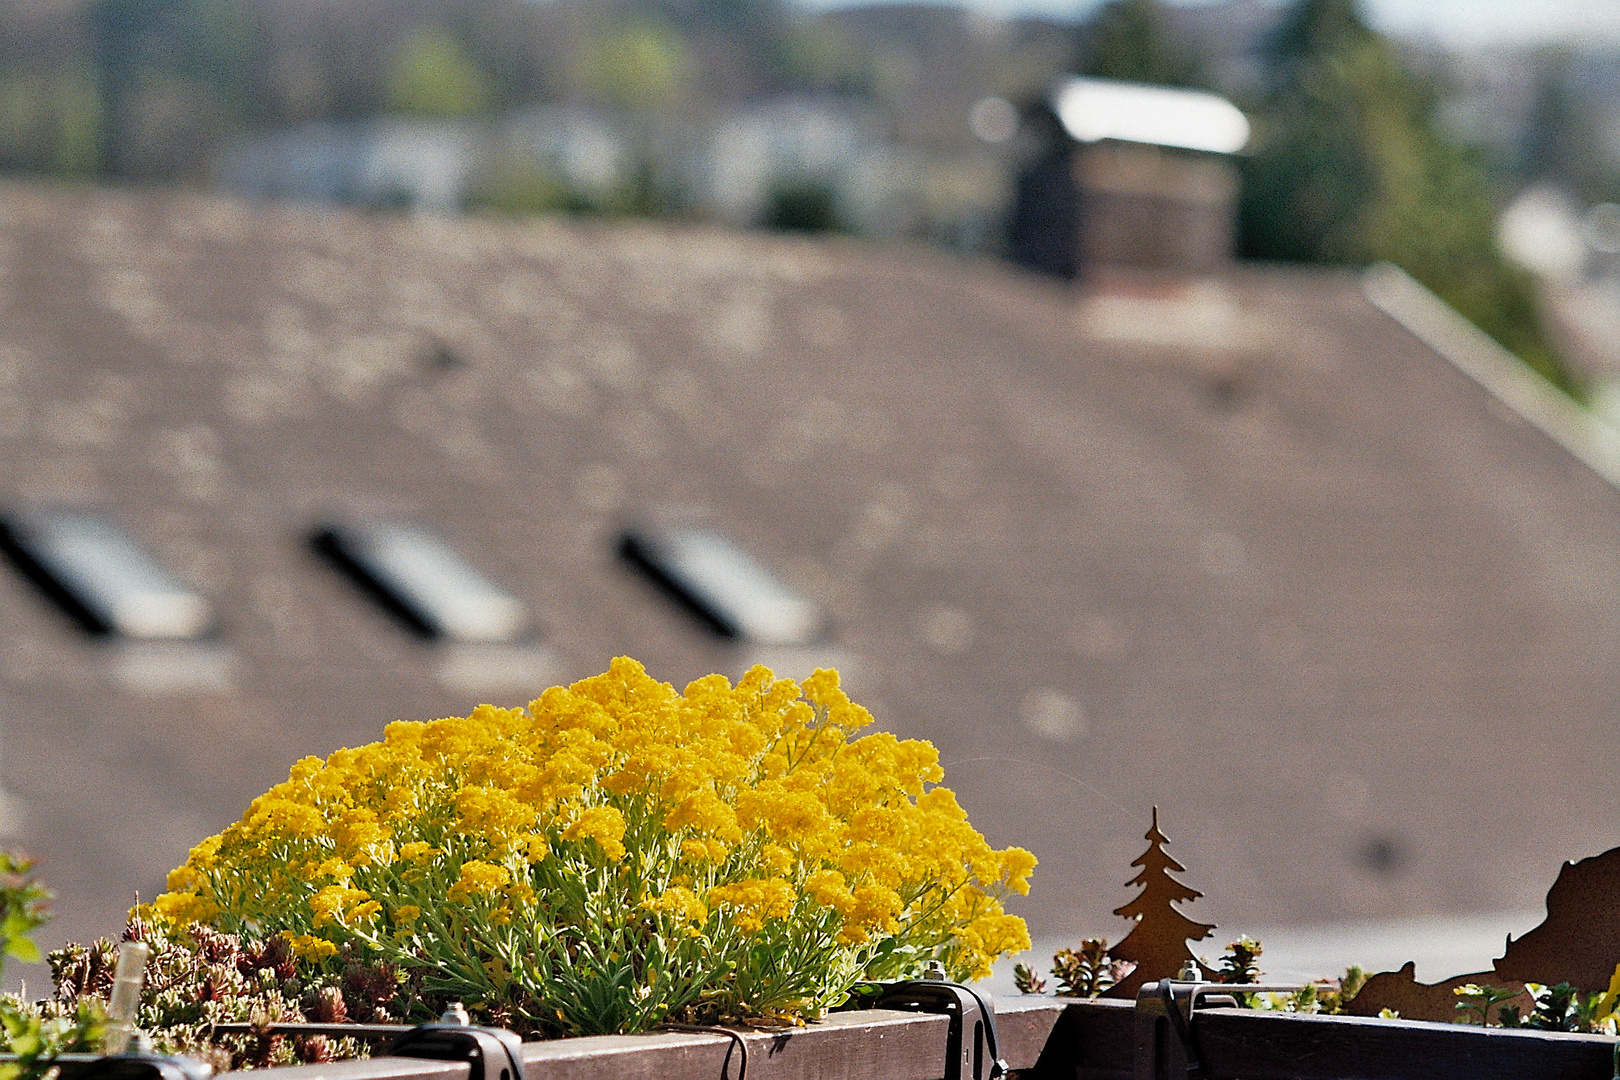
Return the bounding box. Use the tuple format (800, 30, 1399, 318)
(3, 0, 1620, 988)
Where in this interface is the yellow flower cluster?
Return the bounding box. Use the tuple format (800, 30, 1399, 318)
(149, 658, 1034, 1029)
(708, 878, 798, 934)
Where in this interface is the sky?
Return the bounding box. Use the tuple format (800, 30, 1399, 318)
(800, 0, 1620, 47)
(1359, 0, 1620, 46)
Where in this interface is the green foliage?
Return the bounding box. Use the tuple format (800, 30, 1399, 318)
(1252, 981, 1321, 1014)
(1214, 936, 1263, 985)
(0, 999, 103, 1080)
(1050, 938, 1134, 998)
(773, 24, 867, 97)
(1497, 981, 1619, 1034)
(49, 69, 102, 176)
(0, 852, 104, 1080)
(1325, 965, 1366, 1013)
(1076, 0, 1203, 87)
(1239, 0, 1578, 397)
(1453, 982, 1519, 1026)
(384, 26, 492, 119)
(469, 156, 595, 218)
(577, 19, 693, 116)
(762, 179, 844, 234)
(1242, 964, 1365, 1016)
(0, 65, 102, 177)
(0, 851, 48, 967)
(1262, 0, 1375, 69)
(468, 147, 690, 232)
(1452, 966, 1620, 1032)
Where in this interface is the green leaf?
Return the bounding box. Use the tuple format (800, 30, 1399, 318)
(5, 939, 39, 965)
(1594, 963, 1620, 1022)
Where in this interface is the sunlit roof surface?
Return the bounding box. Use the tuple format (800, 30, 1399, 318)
(619, 527, 825, 646)
(0, 512, 214, 639)
(312, 522, 531, 643)
(1053, 77, 1249, 154)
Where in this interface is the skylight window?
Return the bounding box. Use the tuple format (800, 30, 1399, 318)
(1053, 77, 1250, 155)
(312, 522, 531, 643)
(618, 526, 825, 646)
(0, 511, 214, 639)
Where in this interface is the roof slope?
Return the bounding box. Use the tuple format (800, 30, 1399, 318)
(1, 179, 1617, 957)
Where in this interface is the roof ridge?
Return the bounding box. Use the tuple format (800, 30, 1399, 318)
(1363, 261, 1620, 488)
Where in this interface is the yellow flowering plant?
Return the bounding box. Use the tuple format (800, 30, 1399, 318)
(150, 659, 1034, 1036)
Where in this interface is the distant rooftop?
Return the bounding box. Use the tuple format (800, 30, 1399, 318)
(2, 179, 1620, 965)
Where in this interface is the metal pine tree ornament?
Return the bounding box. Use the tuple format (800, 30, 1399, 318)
(1105, 806, 1215, 998)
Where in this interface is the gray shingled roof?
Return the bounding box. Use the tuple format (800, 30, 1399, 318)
(2, 179, 1617, 964)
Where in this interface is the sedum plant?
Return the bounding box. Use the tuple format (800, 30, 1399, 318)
(1213, 936, 1263, 985)
(50, 918, 385, 1072)
(149, 659, 1034, 1036)
(1011, 962, 1046, 995)
(1050, 939, 1134, 999)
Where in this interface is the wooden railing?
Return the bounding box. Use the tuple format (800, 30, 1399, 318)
(61, 995, 1620, 1080)
(1018, 997, 1618, 1080)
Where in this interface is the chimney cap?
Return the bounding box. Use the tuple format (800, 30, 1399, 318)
(1053, 76, 1250, 155)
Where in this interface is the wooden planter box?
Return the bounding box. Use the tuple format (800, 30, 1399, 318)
(168, 996, 1617, 1080)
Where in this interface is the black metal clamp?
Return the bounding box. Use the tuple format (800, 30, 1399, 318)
(61, 1049, 216, 1080)
(870, 979, 1007, 1080)
(1134, 978, 1306, 1080)
(386, 1005, 526, 1080)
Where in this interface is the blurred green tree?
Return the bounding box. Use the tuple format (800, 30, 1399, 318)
(1076, 0, 1203, 88)
(762, 177, 845, 233)
(0, 64, 101, 177)
(578, 18, 694, 116)
(89, 0, 266, 177)
(384, 26, 493, 119)
(1239, 0, 1575, 394)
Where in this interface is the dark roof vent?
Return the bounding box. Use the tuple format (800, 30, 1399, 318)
(618, 526, 826, 646)
(312, 522, 531, 643)
(0, 511, 215, 639)
(420, 336, 460, 371)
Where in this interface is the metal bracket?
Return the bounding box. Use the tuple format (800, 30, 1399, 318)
(387, 1021, 526, 1080)
(65, 1050, 216, 1080)
(1134, 979, 1306, 1080)
(871, 980, 1007, 1080)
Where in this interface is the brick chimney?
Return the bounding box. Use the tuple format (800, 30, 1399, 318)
(1076, 141, 1238, 275)
(1008, 78, 1247, 280)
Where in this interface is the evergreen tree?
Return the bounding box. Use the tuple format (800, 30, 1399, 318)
(1262, 0, 1374, 74)
(1106, 807, 1214, 999)
(1239, 0, 1575, 395)
(1076, 0, 1202, 87)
